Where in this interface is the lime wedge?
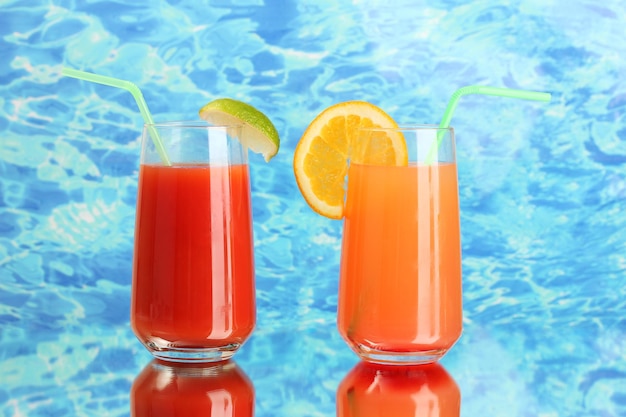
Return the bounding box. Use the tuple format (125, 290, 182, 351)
(199, 98, 280, 162)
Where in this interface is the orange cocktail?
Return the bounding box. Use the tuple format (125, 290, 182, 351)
(338, 126, 462, 364)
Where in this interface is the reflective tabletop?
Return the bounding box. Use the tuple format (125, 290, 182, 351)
(2, 311, 625, 415)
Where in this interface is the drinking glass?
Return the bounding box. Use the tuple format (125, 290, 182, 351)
(337, 126, 462, 365)
(131, 121, 255, 363)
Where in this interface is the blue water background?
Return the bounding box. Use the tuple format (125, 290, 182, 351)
(1, 0, 626, 416)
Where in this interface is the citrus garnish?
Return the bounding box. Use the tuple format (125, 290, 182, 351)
(293, 101, 407, 219)
(199, 98, 280, 162)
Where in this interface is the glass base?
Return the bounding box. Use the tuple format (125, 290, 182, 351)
(142, 339, 241, 363)
(352, 342, 448, 365)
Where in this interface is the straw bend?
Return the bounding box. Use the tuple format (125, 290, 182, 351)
(440, 85, 552, 131)
(61, 67, 171, 166)
(425, 84, 552, 164)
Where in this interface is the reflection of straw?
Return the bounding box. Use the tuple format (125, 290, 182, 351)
(61, 68, 171, 166)
(425, 85, 552, 164)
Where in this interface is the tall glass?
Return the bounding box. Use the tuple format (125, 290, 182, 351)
(338, 126, 462, 365)
(131, 121, 255, 363)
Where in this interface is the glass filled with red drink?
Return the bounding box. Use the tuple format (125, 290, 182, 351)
(131, 121, 255, 363)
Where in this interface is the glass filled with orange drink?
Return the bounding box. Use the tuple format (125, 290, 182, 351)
(338, 126, 462, 365)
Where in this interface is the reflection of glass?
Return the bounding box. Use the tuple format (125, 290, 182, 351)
(338, 126, 462, 365)
(336, 361, 460, 417)
(131, 122, 256, 363)
(131, 359, 255, 416)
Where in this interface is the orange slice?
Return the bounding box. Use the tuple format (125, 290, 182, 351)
(293, 101, 407, 219)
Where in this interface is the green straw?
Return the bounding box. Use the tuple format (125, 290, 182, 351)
(424, 85, 552, 164)
(61, 68, 171, 166)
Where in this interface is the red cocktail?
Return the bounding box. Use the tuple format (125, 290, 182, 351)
(131, 122, 255, 362)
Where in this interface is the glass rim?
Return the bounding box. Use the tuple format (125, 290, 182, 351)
(358, 124, 454, 132)
(144, 120, 244, 129)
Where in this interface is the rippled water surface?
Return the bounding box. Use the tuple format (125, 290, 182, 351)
(1, 0, 626, 416)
